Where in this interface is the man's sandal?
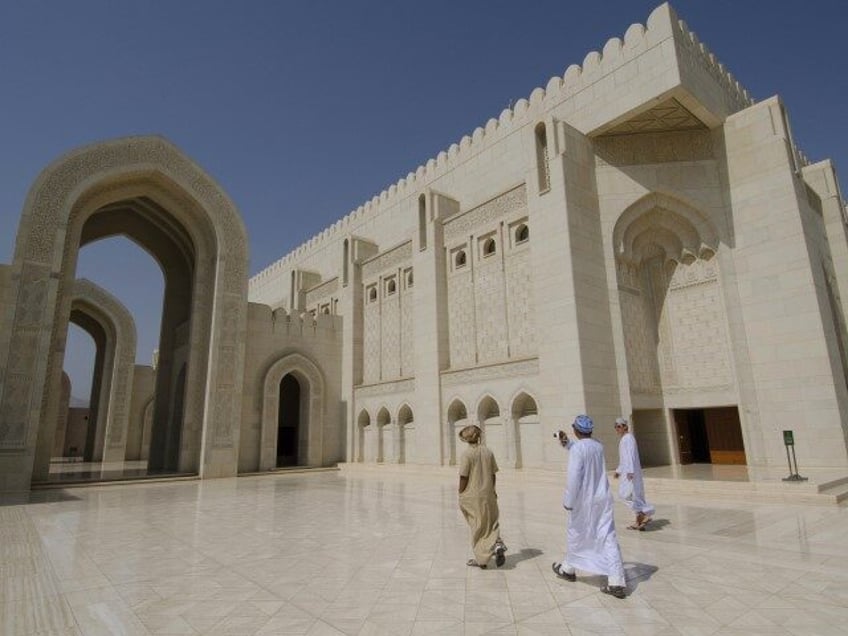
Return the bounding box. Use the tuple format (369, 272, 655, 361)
(467, 559, 487, 569)
(551, 562, 576, 582)
(495, 543, 507, 567)
(601, 585, 626, 599)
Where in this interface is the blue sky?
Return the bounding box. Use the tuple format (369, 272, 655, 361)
(1, 1, 846, 401)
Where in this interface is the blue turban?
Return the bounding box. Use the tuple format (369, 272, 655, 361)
(573, 414, 594, 434)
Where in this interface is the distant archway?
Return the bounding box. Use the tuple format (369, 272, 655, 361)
(477, 395, 504, 460)
(33, 278, 138, 481)
(357, 409, 371, 463)
(376, 406, 391, 463)
(446, 398, 468, 465)
(397, 404, 414, 464)
(510, 391, 539, 468)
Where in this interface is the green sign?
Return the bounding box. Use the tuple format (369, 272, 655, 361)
(783, 430, 794, 446)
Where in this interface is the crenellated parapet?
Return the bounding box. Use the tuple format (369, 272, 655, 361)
(247, 301, 342, 341)
(671, 13, 753, 113)
(249, 3, 756, 290)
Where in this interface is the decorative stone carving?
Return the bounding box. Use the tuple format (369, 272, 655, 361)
(354, 378, 415, 399)
(444, 185, 527, 244)
(441, 358, 539, 387)
(362, 241, 412, 280)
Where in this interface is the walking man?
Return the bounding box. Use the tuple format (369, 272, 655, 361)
(552, 415, 627, 598)
(458, 425, 507, 569)
(613, 417, 655, 530)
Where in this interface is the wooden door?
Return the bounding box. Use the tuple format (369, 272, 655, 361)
(704, 407, 746, 465)
(674, 410, 693, 464)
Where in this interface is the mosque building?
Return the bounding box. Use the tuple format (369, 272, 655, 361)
(1, 3, 846, 496)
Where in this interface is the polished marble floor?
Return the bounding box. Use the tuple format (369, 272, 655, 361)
(2, 469, 847, 635)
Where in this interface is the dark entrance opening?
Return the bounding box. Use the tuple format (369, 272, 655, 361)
(674, 406, 746, 465)
(277, 374, 301, 466)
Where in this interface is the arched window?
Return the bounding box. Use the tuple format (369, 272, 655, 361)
(386, 279, 397, 295)
(418, 194, 427, 250)
(368, 286, 377, 302)
(405, 269, 414, 288)
(535, 122, 550, 192)
(455, 250, 467, 268)
(483, 238, 497, 257)
(515, 224, 529, 244)
(342, 239, 349, 286)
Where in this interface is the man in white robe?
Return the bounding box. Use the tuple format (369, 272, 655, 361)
(613, 417, 655, 530)
(552, 414, 626, 599)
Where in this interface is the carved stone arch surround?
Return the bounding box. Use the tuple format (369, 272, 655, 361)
(613, 192, 719, 265)
(0, 136, 248, 488)
(34, 278, 139, 478)
(260, 352, 326, 470)
(509, 388, 539, 420)
(475, 394, 502, 424)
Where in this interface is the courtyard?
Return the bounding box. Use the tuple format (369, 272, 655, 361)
(1, 467, 847, 635)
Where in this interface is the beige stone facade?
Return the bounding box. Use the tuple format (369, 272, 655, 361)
(248, 3, 848, 477)
(1, 3, 847, 494)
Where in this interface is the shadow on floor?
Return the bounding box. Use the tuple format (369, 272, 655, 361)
(502, 547, 544, 570)
(0, 489, 82, 507)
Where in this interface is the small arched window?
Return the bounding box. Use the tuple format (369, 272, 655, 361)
(535, 122, 550, 192)
(406, 269, 414, 288)
(387, 279, 397, 295)
(418, 194, 427, 250)
(483, 238, 497, 257)
(455, 250, 467, 268)
(515, 224, 529, 244)
(368, 286, 377, 302)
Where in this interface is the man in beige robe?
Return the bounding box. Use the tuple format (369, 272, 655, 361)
(458, 425, 507, 568)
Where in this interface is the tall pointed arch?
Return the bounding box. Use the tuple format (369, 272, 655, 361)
(0, 136, 248, 491)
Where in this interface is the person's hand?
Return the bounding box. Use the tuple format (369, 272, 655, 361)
(627, 473, 634, 481)
(613, 472, 619, 479)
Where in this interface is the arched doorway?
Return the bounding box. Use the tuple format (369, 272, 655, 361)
(397, 404, 414, 464)
(477, 395, 503, 460)
(511, 391, 539, 468)
(446, 398, 468, 465)
(259, 352, 326, 470)
(376, 407, 391, 463)
(0, 137, 248, 492)
(357, 410, 371, 463)
(277, 373, 301, 466)
(613, 192, 744, 465)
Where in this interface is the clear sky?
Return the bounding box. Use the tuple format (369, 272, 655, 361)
(1, 1, 846, 401)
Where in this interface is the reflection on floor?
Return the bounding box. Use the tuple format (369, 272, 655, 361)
(39, 460, 195, 486)
(1, 469, 847, 635)
(643, 463, 753, 482)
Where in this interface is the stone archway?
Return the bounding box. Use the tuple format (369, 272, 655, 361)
(446, 398, 468, 465)
(510, 390, 539, 468)
(260, 352, 326, 470)
(32, 278, 137, 481)
(0, 136, 248, 492)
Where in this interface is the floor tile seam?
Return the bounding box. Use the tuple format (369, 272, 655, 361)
(670, 550, 845, 579)
(20, 506, 87, 636)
